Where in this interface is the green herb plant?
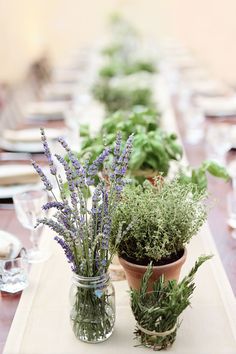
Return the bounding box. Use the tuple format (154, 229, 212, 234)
(99, 59, 156, 79)
(92, 79, 154, 113)
(178, 160, 230, 193)
(111, 178, 207, 265)
(79, 107, 182, 180)
(130, 255, 212, 350)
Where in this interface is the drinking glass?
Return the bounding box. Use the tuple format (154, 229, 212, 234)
(0, 255, 29, 294)
(13, 190, 49, 263)
(183, 105, 205, 144)
(227, 192, 236, 239)
(206, 123, 231, 166)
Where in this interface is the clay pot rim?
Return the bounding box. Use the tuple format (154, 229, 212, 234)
(118, 248, 187, 270)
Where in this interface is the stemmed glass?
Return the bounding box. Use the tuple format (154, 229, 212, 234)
(13, 190, 50, 263)
(205, 123, 231, 166)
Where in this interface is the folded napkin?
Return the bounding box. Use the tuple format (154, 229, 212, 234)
(2, 128, 62, 143)
(189, 80, 230, 97)
(195, 95, 236, 116)
(0, 164, 40, 185)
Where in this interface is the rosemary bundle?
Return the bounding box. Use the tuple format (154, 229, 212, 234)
(130, 255, 212, 350)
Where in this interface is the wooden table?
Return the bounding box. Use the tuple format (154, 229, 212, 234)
(0, 119, 63, 353)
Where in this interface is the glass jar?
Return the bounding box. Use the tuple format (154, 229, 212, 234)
(69, 273, 115, 343)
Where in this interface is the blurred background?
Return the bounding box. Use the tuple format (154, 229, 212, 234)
(1, 0, 236, 83)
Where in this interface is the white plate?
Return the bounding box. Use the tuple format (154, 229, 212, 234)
(0, 230, 22, 259)
(189, 80, 230, 97)
(195, 96, 236, 117)
(2, 128, 63, 143)
(43, 83, 77, 100)
(0, 138, 44, 153)
(26, 101, 68, 121)
(0, 164, 40, 186)
(0, 182, 43, 199)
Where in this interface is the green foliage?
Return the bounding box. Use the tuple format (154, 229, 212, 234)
(79, 133, 116, 165)
(101, 43, 124, 58)
(79, 124, 90, 137)
(79, 107, 182, 178)
(178, 160, 230, 193)
(99, 60, 156, 79)
(130, 131, 182, 175)
(101, 106, 160, 137)
(130, 255, 212, 350)
(92, 79, 154, 113)
(110, 178, 207, 263)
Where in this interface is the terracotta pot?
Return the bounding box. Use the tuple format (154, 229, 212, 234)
(119, 248, 187, 290)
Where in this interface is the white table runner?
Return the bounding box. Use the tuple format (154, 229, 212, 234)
(3, 75, 236, 354)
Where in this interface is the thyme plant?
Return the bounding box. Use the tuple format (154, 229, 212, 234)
(111, 178, 207, 264)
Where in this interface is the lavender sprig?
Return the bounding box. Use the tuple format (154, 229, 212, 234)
(31, 160, 53, 191)
(40, 128, 57, 175)
(33, 130, 133, 277)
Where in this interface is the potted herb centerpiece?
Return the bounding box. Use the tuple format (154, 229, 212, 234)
(79, 106, 183, 183)
(92, 73, 155, 113)
(110, 177, 208, 289)
(32, 129, 133, 343)
(130, 256, 212, 350)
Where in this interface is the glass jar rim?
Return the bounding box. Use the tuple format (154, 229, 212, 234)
(72, 272, 110, 285)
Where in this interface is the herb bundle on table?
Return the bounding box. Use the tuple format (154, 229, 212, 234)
(130, 255, 212, 350)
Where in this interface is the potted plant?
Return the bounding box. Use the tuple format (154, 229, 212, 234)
(130, 256, 212, 350)
(99, 59, 156, 79)
(79, 107, 183, 182)
(92, 79, 154, 113)
(110, 177, 208, 289)
(92, 73, 155, 113)
(32, 129, 133, 343)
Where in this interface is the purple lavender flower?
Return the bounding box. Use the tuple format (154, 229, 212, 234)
(88, 148, 111, 176)
(118, 134, 133, 166)
(40, 128, 57, 175)
(57, 136, 70, 152)
(54, 236, 76, 271)
(114, 131, 122, 157)
(111, 131, 122, 170)
(58, 136, 86, 184)
(31, 160, 53, 191)
(34, 129, 133, 277)
(55, 154, 75, 194)
(42, 201, 65, 211)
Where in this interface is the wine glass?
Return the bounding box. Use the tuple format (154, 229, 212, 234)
(205, 123, 231, 166)
(13, 190, 50, 263)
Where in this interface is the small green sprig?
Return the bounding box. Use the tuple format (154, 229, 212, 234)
(130, 255, 212, 350)
(178, 160, 230, 193)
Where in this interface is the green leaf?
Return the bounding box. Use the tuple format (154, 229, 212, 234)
(130, 149, 147, 170)
(191, 169, 208, 192)
(202, 160, 230, 181)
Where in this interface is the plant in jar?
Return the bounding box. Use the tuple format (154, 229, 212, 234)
(32, 129, 133, 343)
